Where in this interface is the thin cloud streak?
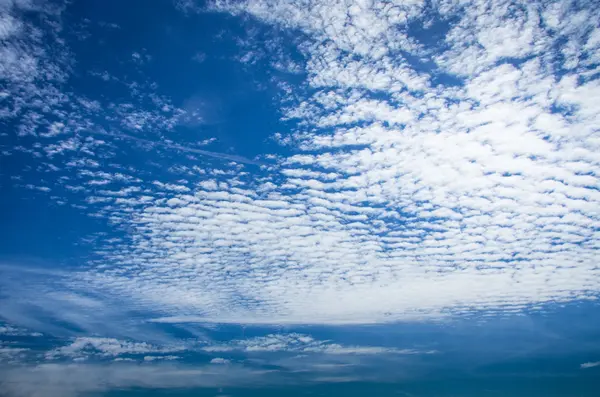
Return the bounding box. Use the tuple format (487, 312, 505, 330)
(86, 130, 264, 166)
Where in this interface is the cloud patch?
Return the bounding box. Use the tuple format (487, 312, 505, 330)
(580, 361, 600, 369)
(201, 333, 432, 355)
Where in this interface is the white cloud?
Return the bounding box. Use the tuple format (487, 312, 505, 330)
(2, 0, 599, 330)
(0, 324, 42, 337)
(106, 0, 597, 325)
(0, 346, 30, 362)
(200, 333, 429, 355)
(580, 361, 600, 369)
(210, 357, 231, 364)
(143, 355, 180, 361)
(45, 337, 182, 360)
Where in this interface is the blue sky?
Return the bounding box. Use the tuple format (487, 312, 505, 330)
(1, 0, 600, 395)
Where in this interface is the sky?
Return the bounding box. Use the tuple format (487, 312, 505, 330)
(0, 0, 599, 396)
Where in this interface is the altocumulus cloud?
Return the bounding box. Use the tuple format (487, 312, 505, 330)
(1, 0, 599, 329)
(71, 0, 600, 325)
(0, 0, 599, 395)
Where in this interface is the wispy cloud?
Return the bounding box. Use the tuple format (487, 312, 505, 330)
(87, 130, 263, 166)
(580, 361, 600, 369)
(200, 333, 431, 355)
(0, 362, 282, 397)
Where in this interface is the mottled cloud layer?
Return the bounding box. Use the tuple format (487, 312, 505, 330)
(1, 0, 599, 331)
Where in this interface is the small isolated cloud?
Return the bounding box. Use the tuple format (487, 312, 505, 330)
(210, 357, 231, 364)
(193, 52, 207, 63)
(580, 361, 600, 369)
(143, 355, 180, 362)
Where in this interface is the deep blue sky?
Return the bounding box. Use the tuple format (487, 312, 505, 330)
(1, 0, 599, 396)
